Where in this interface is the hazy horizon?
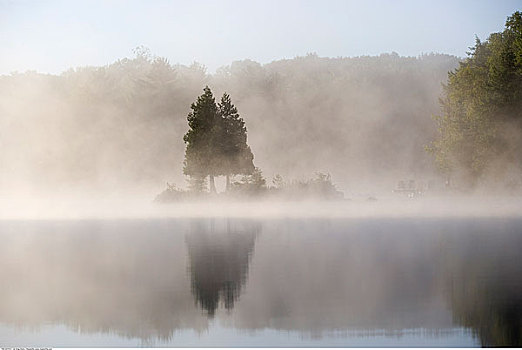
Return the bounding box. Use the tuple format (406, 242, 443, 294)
(0, 52, 461, 198)
(1, 1, 521, 203)
(1, 0, 520, 75)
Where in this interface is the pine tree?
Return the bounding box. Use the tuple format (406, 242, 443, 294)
(183, 88, 255, 193)
(218, 93, 255, 190)
(183, 86, 220, 193)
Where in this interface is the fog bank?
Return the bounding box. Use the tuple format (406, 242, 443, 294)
(0, 52, 459, 197)
(1, 196, 521, 221)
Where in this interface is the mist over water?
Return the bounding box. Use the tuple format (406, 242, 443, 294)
(1, 7, 522, 347)
(1, 194, 522, 221)
(1, 51, 520, 218)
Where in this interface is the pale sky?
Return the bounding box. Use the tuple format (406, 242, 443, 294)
(1, 0, 520, 74)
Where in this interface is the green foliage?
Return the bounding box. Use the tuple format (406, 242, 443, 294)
(430, 11, 522, 187)
(271, 174, 285, 189)
(183, 87, 255, 192)
(156, 170, 344, 201)
(187, 176, 208, 193)
(229, 170, 343, 199)
(218, 93, 255, 177)
(154, 182, 189, 202)
(307, 172, 343, 198)
(230, 167, 267, 195)
(276, 172, 344, 200)
(183, 86, 220, 178)
(154, 177, 208, 202)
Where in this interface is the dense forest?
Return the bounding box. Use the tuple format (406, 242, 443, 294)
(431, 11, 522, 190)
(0, 50, 458, 195)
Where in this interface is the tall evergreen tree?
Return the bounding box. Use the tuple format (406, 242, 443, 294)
(218, 93, 255, 190)
(183, 87, 255, 193)
(183, 86, 221, 193)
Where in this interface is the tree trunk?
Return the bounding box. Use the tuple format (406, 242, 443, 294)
(209, 175, 217, 194)
(226, 174, 231, 192)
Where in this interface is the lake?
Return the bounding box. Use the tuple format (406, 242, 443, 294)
(0, 217, 521, 347)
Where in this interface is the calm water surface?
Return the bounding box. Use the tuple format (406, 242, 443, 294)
(0, 217, 521, 347)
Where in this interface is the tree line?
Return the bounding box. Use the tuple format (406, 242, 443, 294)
(430, 11, 522, 189)
(185, 7, 522, 196)
(0, 48, 457, 194)
(1, 12, 520, 194)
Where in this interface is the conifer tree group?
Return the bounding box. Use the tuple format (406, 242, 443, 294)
(183, 86, 254, 193)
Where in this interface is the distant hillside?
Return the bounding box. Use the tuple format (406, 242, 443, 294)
(0, 52, 459, 194)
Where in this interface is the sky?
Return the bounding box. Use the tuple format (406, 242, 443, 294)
(0, 0, 520, 74)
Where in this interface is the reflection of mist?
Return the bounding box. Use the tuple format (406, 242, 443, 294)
(235, 219, 451, 332)
(0, 220, 208, 341)
(0, 218, 520, 346)
(185, 219, 260, 316)
(233, 218, 522, 346)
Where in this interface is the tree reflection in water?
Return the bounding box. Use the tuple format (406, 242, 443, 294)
(185, 219, 260, 317)
(441, 225, 522, 346)
(0, 218, 520, 346)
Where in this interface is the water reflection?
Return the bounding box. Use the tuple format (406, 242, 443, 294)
(186, 220, 259, 316)
(232, 219, 522, 347)
(441, 225, 522, 346)
(0, 220, 206, 341)
(0, 218, 521, 346)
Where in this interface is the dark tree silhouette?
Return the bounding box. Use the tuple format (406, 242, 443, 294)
(217, 93, 255, 190)
(183, 87, 255, 193)
(183, 86, 221, 193)
(185, 220, 259, 317)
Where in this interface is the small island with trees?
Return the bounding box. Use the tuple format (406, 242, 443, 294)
(155, 86, 344, 202)
(155, 11, 522, 202)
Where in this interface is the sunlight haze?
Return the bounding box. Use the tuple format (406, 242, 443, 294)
(2, 1, 522, 347)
